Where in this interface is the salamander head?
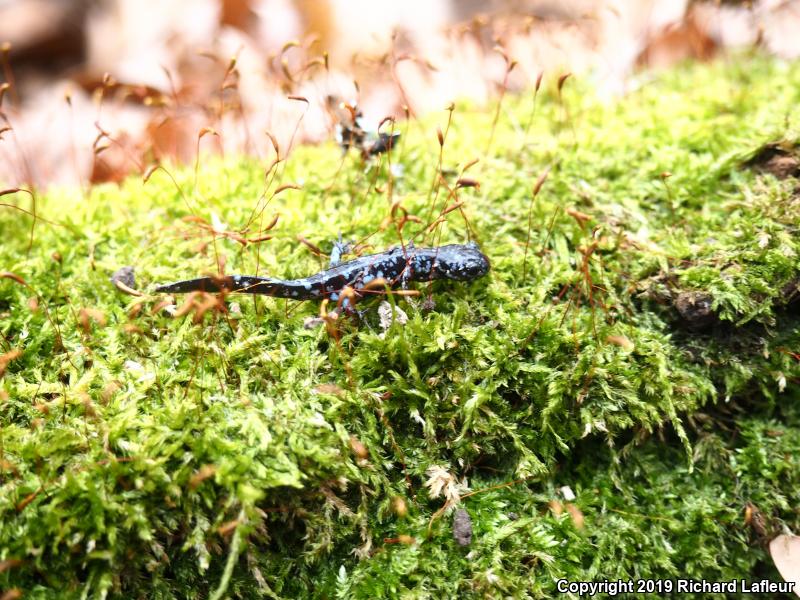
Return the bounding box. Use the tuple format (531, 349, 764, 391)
(433, 242, 490, 281)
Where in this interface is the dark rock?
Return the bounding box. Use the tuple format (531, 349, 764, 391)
(421, 296, 436, 312)
(674, 291, 716, 329)
(742, 141, 800, 179)
(453, 508, 473, 547)
(761, 155, 800, 179)
(110, 266, 136, 290)
(780, 276, 800, 307)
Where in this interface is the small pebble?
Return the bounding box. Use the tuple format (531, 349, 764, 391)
(674, 291, 716, 329)
(110, 266, 136, 290)
(453, 508, 473, 547)
(303, 316, 325, 329)
(559, 486, 576, 501)
(378, 301, 408, 332)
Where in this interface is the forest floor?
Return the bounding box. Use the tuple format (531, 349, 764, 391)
(1, 55, 799, 598)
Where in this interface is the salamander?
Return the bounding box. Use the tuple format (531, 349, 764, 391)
(155, 242, 490, 300)
(327, 95, 400, 158)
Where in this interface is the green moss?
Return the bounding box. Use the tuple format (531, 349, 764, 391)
(1, 55, 799, 598)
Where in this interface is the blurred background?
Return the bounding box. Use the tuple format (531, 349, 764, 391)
(0, 0, 798, 188)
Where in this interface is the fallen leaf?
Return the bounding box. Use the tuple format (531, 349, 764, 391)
(0, 559, 22, 574)
(348, 436, 368, 460)
(188, 464, 217, 490)
(769, 533, 800, 598)
(314, 383, 345, 397)
(425, 465, 462, 504)
(566, 502, 585, 530)
(606, 335, 634, 351)
(0, 349, 22, 377)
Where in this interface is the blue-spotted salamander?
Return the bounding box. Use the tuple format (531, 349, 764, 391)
(155, 242, 490, 300)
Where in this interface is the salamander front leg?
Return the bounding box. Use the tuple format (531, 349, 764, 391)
(329, 233, 352, 268)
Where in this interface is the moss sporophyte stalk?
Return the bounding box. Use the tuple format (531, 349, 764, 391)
(0, 57, 799, 598)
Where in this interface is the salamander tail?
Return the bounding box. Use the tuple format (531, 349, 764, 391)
(155, 275, 278, 295)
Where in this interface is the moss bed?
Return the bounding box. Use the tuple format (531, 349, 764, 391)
(1, 56, 799, 598)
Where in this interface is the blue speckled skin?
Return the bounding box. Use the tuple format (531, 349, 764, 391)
(155, 242, 490, 300)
